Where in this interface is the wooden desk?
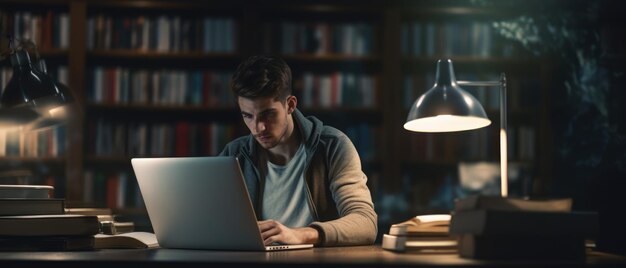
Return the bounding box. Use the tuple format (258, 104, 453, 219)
(1, 245, 625, 267)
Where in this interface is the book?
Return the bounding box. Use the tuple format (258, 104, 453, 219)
(454, 195, 573, 212)
(388, 214, 451, 236)
(0, 198, 65, 216)
(0, 185, 54, 198)
(0, 235, 95, 251)
(449, 209, 599, 237)
(457, 233, 586, 260)
(65, 207, 115, 222)
(0, 214, 100, 236)
(382, 233, 457, 252)
(94, 231, 159, 249)
(65, 207, 135, 234)
(100, 220, 135, 235)
(450, 209, 599, 259)
(65, 207, 112, 216)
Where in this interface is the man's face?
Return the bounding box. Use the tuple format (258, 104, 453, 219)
(238, 96, 293, 149)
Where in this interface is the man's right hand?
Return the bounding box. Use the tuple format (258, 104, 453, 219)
(258, 219, 319, 245)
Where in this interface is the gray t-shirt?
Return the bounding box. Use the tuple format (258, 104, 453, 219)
(261, 143, 314, 228)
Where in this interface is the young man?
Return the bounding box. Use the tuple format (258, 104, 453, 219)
(219, 55, 377, 247)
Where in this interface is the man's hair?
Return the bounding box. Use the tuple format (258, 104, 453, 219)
(231, 55, 292, 101)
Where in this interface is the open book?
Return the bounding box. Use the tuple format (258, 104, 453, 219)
(94, 232, 159, 249)
(388, 214, 451, 236)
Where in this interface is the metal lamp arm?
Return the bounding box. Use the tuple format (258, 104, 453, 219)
(457, 73, 509, 197)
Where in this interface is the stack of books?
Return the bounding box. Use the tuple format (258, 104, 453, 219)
(449, 195, 598, 260)
(0, 184, 101, 251)
(382, 214, 457, 252)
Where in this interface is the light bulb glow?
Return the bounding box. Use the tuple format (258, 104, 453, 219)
(404, 115, 491, 133)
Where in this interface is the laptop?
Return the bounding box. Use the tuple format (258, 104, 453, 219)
(131, 156, 314, 251)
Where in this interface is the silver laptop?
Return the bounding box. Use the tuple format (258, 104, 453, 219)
(131, 156, 314, 251)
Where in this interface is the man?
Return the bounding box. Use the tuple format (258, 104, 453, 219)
(219, 55, 377, 247)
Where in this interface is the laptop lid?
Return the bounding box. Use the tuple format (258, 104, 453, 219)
(131, 156, 313, 251)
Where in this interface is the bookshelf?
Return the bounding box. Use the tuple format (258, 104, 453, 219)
(80, 1, 247, 218)
(0, 0, 589, 237)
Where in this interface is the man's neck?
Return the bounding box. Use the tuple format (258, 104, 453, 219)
(267, 118, 301, 165)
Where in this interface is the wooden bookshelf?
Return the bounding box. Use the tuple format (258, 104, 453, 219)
(1, 0, 588, 237)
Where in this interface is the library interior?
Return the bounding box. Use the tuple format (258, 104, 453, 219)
(0, 0, 625, 265)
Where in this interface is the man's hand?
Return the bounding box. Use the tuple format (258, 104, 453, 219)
(258, 220, 319, 245)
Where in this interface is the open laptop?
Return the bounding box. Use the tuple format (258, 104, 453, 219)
(131, 156, 314, 251)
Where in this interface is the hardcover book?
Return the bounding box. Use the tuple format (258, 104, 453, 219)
(450, 209, 599, 259)
(0, 214, 100, 236)
(0, 198, 65, 216)
(0, 185, 54, 198)
(65, 207, 115, 223)
(454, 195, 573, 212)
(0, 235, 95, 251)
(457, 234, 586, 260)
(449, 210, 599, 237)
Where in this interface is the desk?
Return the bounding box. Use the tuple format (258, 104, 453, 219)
(1, 245, 625, 268)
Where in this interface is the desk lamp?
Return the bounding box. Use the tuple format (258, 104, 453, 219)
(404, 59, 508, 197)
(0, 35, 73, 129)
(403, 60, 598, 260)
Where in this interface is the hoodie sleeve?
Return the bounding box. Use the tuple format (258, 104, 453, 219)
(309, 132, 378, 246)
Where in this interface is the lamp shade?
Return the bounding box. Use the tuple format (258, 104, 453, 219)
(404, 59, 491, 132)
(1, 50, 70, 109)
(28, 58, 74, 130)
(0, 50, 72, 129)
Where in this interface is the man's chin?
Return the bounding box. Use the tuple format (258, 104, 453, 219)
(256, 139, 277, 149)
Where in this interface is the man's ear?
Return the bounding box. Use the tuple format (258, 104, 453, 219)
(286, 95, 297, 114)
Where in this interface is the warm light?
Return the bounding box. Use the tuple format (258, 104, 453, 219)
(404, 115, 491, 132)
(48, 106, 68, 118)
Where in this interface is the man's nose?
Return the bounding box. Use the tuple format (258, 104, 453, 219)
(254, 119, 266, 133)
